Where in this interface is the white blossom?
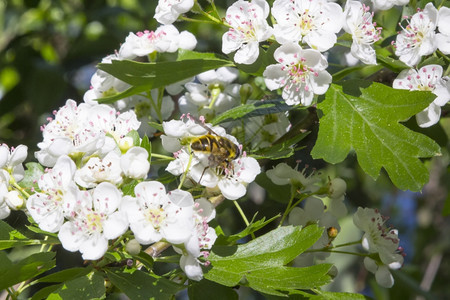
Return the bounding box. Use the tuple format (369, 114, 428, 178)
(394, 3, 438, 67)
(122, 182, 195, 245)
(266, 162, 320, 192)
(119, 25, 196, 60)
(263, 43, 332, 106)
(120, 147, 150, 179)
(0, 170, 11, 219)
(26, 156, 80, 233)
(154, 0, 194, 25)
(436, 6, 450, 54)
(222, 0, 273, 65)
(343, 1, 381, 65)
(353, 207, 404, 288)
(271, 0, 343, 52)
(0, 144, 28, 182)
(393, 64, 450, 127)
(75, 152, 123, 188)
(58, 182, 128, 260)
(370, 0, 408, 11)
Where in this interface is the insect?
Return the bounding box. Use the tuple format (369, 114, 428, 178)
(189, 133, 241, 172)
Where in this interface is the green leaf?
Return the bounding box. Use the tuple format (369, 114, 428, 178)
(233, 44, 277, 76)
(177, 49, 228, 61)
(0, 220, 31, 250)
(215, 214, 280, 245)
(147, 121, 163, 132)
(19, 162, 44, 190)
(121, 179, 139, 196)
(310, 292, 371, 299)
(46, 271, 105, 300)
(205, 225, 331, 295)
(376, 54, 409, 72)
(126, 130, 141, 146)
(35, 267, 92, 283)
(311, 81, 441, 191)
(140, 135, 152, 162)
(106, 269, 184, 300)
(211, 99, 293, 125)
(250, 132, 309, 160)
(0, 251, 55, 290)
(188, 279, 238, 300)
(31, 284, 63, 300)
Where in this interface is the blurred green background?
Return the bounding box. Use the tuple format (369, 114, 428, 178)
(0, 0, 449, 299)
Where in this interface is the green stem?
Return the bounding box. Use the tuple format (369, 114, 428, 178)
(179, 16, 218, 25)
(233, 201, 255, 239)
(306, 248, 368, 257)
(147, 91, 163, 123)
(178, 147, 193, 189)
(151, 153, 175, 160)
(331, 240, 362, 249)
(278, 185, 296, 227)
(10, 179, 30, 198)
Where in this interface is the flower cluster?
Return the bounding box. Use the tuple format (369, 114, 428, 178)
(353, 208, 404, 288)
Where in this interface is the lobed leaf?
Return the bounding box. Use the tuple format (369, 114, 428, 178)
(311, 81, 441, 191)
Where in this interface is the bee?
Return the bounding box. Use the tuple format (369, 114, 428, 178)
(189, 133, 241, 172)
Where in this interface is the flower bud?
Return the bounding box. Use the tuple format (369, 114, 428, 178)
(328, 178, 347, 198)
(125, 239, 142, 255)
(119, 136, 134, 153)
(5, 190, 24, 210)
(239, 83, 252, 104)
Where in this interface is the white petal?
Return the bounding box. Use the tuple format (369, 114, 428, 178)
(375, 265, 394, 288)
(80, 233, 109, 260)
(93, 182, 122, 214)
(58, 222, 86, 252)
(218, 179, 246, 200)
(180, 254, 203, 281)
(103, 211, 129, 239)
(416, 103, 441, 128)
(234, 42, 260, 65)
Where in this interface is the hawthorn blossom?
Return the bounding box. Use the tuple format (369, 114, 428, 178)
(122, 182, 195, 245)
(222, 0, 273, 65)
(436, 6, 450, 54)
(26, 156, 80, 233)
(75, 152, 123, 188)
(394, 3, 438, 67)
(266, 162, 320, 192)
(393, 64, 450, 127)
(162, 119, 261, 200)
(369, 0, 408, 11)
(271, 0, 343, 52)
(178, 67, 241, 118)
(0, 144, 28, 182)
(154, 0, 194, 25)
(58, 182, 128, 260)
(263, 43, 332, 106)
(353, 207, 404, 288)
(343, 1, 381, 65)
(120, 147, 150, 179)
(119, 25, 196, 60)
(176, 198, 217, 280)
(0, 171, 11, 219)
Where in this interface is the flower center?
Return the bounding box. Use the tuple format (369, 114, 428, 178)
(86, 212, 105, 233)
(147, 206, 166, 230)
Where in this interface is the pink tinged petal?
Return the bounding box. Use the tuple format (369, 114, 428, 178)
(218, 179, 246, 200)
(180, 254, 203, 281)
(274, 43, 303, 65)
(79, 233, 109, 260)
(263, 64, 289, 91)
(58, 222, 86, 252)
(416, 103, 441, 128)
(234, 42, 260, 65)
(103, 211, 129, 240)
(236, 157, 260, 183)
(93, 182, 122, 214)
(310, 71, 332, 95)
(222, 31, 244, 54)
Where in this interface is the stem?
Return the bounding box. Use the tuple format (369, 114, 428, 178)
(278, 185, 296, 227)
(178, 148, 193, 189)
(233, 201, 255, 239)
(10, 179, 30, 198)
(306, 248, 368, 257)
(331, 240, 362, 249)
(151, 153, 174, 160)
(147, 91, 163, 123)
(179, 16, 218, 25)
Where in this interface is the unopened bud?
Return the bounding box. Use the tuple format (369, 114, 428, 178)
(328, 178, 347, 199)
(119, 136, 134, 153)
(126, 239, 142, 255)
(5, 190, 24, 210)
(327, 226, 339, 240)
(239, 83, 252, 104)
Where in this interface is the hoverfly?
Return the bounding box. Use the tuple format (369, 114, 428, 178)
(181, 118, 241, 175)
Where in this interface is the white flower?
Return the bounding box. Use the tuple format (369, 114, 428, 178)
(353, 207, 404, 288)
(178, 67, 241, 118)
(394, 3, 438, 67)
(364, 257, 395, 288)
(163, 119, 261, 200)
(0, 144, 28, 182)
(120, 147, 150, 179)
(58, 182, 128, 260)
(266, 162, 320, 192)
(271, 0, 343, 52)
(154, 0, 194, 25)
(0, 170, 11, 219)
(4, 190, 24, 211)
(119, 25, 196, 60)
(122, 182, 195, 245)
(436, 6, 450, 55)
(370, 0, 408, 11)
(343, 1, 381, 65)
(222, 0, 273, 65)
(26, 156, 80, 233)
(75, 152, 123, 188)
(393, 64, 450, 127)
(263, 43, 332, 106)
(176, 198, 217, 281)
